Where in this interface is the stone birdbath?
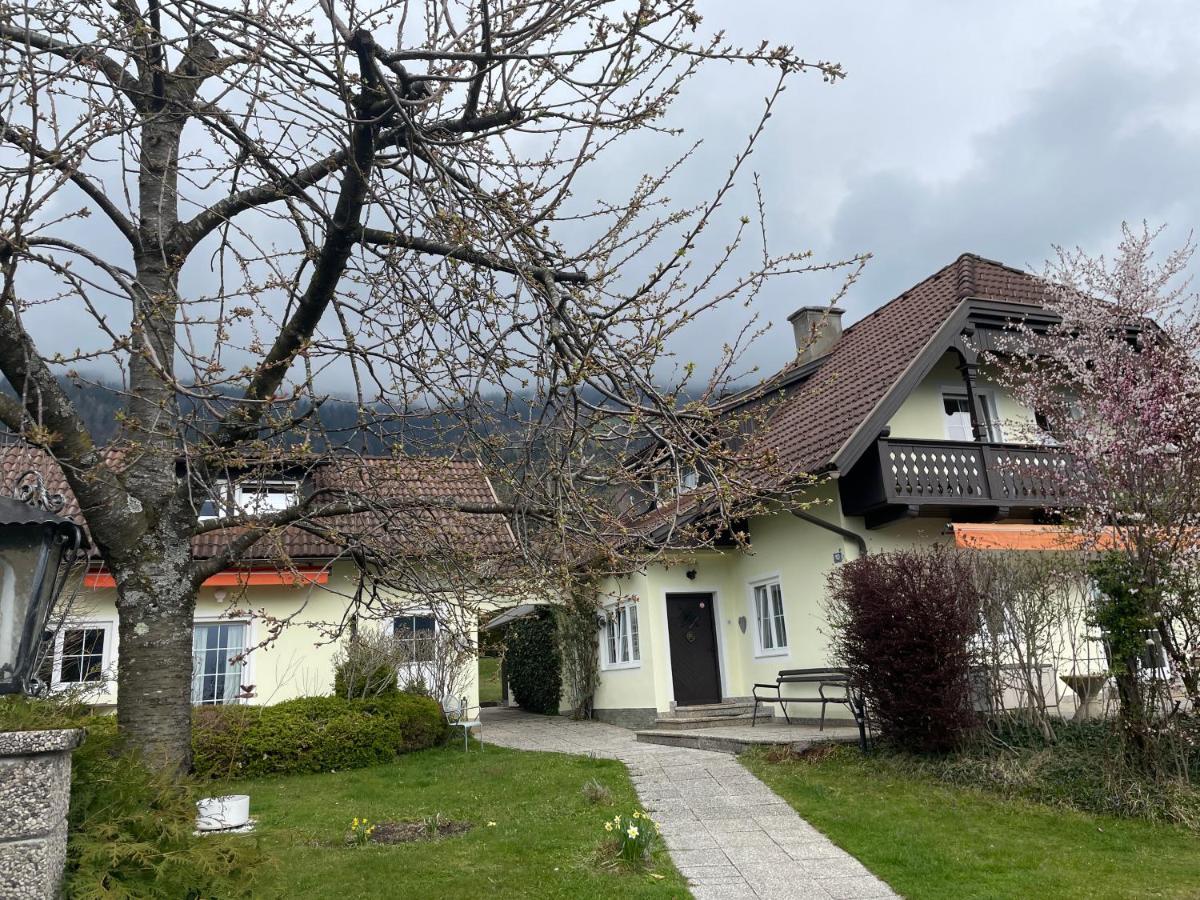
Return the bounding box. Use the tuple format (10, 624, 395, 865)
(1060, 673, 1109, 721)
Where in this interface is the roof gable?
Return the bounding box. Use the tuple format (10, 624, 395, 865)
(755, 253, 1051, 477)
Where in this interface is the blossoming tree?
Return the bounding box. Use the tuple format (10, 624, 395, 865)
(989, 225, 1200, 741)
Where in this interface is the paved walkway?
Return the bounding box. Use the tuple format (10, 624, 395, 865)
(482, 708, 897, 900)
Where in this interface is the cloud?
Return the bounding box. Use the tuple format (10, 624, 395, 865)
(822, 48, 1200, 323)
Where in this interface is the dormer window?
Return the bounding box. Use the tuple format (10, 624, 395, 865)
(679, 467, 700, 492)
(649, 465, 703, 508)
(197, 479, 300, 520)
(235, 480, 299, 515)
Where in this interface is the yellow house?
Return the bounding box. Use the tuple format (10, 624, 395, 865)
(591, 254, 1089, 729)
(0, 448, 514, 712)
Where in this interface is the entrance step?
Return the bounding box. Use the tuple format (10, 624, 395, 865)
(635, 729, 787, 753)
(651, 713, 757, 729)
(635, 723, 862, 754)
(652, 701, 771, 730)
(669, 701, 759, 719)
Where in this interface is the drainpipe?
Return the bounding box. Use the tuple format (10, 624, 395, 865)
(791, 508, 868, 559)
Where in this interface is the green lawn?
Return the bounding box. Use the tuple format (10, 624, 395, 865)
(479, 656, 502, 705)
(744, 748, 1200, 900)
(216, 744, 686, 899)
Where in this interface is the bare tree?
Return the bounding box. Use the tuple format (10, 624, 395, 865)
(0, 1, 858, 769)
(973, 550, 1092, 740)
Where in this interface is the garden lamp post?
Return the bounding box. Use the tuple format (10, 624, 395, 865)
(0, 470, 87, 899)
(0, 472, 87, 695)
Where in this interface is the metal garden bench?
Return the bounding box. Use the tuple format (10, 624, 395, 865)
(751, 667, 869, 751)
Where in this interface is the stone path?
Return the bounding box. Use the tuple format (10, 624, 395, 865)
(481, 707, 897, 900)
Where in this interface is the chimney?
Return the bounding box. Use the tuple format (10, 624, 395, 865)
(787, 305, 845, 363)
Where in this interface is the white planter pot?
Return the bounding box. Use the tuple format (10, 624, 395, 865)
(196, 794, 250, 831)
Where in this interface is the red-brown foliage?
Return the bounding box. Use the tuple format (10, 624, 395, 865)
(826, 546, 981, 753)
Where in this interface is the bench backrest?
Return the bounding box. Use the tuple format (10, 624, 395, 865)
(777, 667, 850, 684)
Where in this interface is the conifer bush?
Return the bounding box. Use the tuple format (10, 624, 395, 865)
(0, 698, 260, 898)
(505, 612, 562, 715)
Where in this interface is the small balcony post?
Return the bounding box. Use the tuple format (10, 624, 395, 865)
(958, 361, 989, 443)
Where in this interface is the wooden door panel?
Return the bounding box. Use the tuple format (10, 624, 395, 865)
(666, 593, 721, 706)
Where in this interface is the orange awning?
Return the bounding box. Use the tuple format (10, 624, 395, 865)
(951, 523, 1122, 551)
(84, 566, 330, 590)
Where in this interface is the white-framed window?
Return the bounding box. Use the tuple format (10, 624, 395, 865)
(601, 602, 641, 669)
(198, 479, 299, 520)
(942, 389, 1003, 443)
(394, 613, 437, 664)
(49, 622, 115, 687)
(192, 621, 250, 705)
(750, 578, 788, 656)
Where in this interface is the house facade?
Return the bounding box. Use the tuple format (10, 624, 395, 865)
(0, 447, 513, 711)
(590, 254, 1090, 728)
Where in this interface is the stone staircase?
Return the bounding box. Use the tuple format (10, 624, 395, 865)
(650, 699, 770, 730)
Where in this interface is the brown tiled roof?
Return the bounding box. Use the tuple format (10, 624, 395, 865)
(757, 253, 1050, 476)
(618, 254, 1052, 539)
(0, 443, 513, 561)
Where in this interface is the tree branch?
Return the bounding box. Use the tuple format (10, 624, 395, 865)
(0, 123, 141, 249)
(0, 242, 139, 546)
(358, 227, 588, 284)
(208, 29, 380, 447)
(0, 23, 142, 106)
(174, 104, 522, 252)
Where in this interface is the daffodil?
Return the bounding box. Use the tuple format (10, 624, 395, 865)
(632, 811, 641, 819)
(626, 825, 639, 839)
(486, 822, 497, 827)
(352, 818, 359, 828)
(604, 822, 613, 832)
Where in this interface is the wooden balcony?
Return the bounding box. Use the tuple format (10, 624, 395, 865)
(839, 437, 1070, 528)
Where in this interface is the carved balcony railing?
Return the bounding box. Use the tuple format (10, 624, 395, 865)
(840, 437, 1070, 526)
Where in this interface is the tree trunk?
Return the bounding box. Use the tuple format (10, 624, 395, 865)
(111, 536, 199, 772)
(101, 102, 196, 768)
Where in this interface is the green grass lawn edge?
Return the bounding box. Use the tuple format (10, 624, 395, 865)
(743, 747, 1200, 900)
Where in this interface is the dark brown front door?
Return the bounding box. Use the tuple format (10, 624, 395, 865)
(666, 593, 721, 706)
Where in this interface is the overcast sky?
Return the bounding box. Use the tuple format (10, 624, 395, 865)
(15, 0, 1200, 394)
(658, 0, 1200, 374)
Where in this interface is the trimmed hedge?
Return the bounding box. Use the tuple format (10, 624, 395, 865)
(505, 612, 562, 715)
(192, 692, 447, 779)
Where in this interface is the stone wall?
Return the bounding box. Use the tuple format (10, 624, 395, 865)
(591, 707, 658, 729)
(0, 729, 83, 899)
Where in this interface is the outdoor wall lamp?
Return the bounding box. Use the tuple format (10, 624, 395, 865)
(0, 472, 87, 695)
